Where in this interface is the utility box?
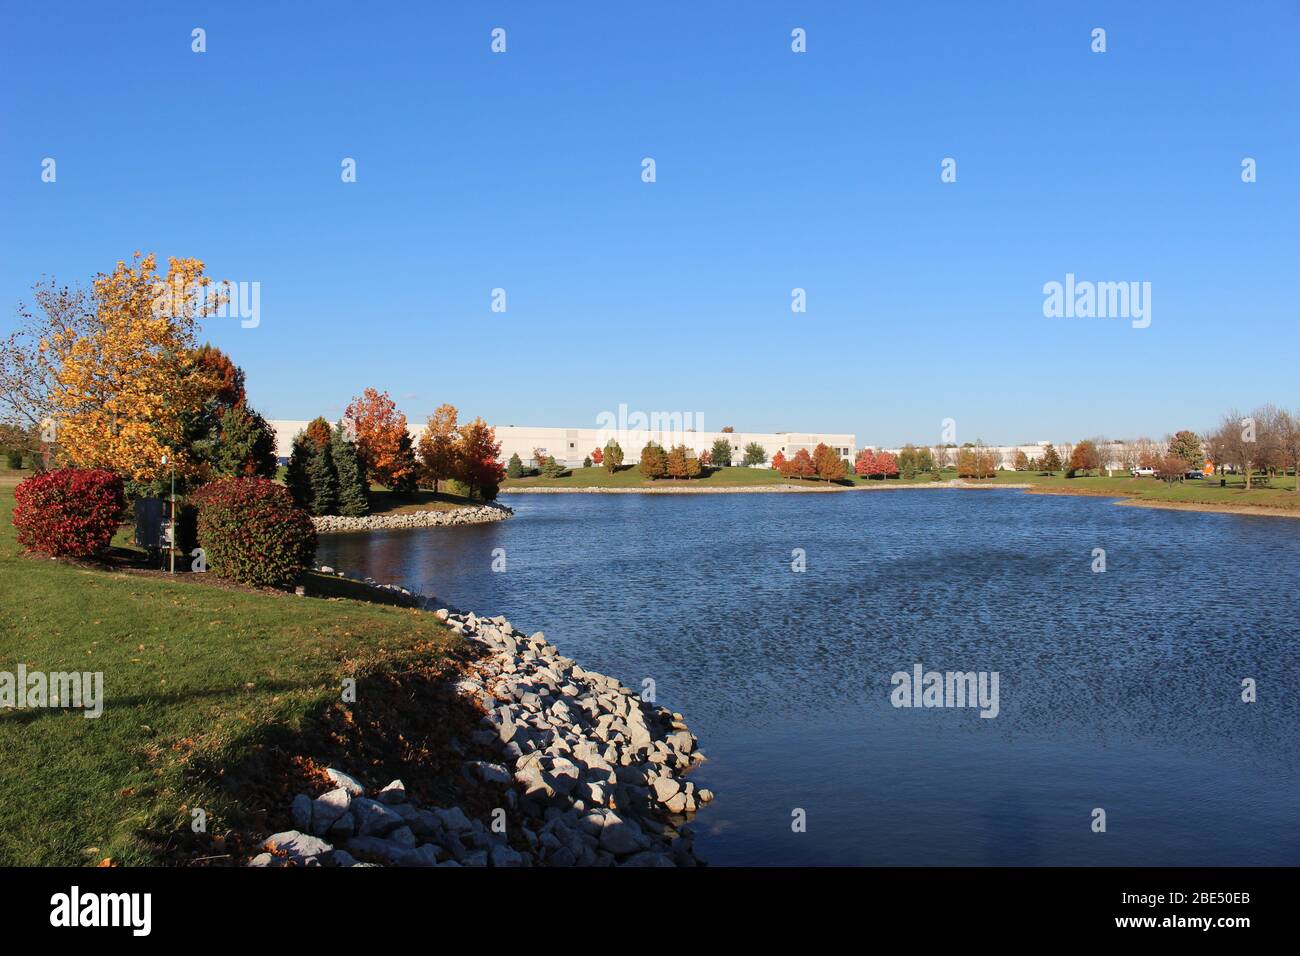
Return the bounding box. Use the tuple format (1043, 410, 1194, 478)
(134, 498, 164, 550)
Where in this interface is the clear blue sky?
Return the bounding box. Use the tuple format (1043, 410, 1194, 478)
(2, 1, 1296, 446)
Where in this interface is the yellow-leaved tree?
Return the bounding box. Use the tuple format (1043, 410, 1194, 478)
(46, 253, 224, 482)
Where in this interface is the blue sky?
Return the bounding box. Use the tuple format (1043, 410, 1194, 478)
(1, 1, 1296, 446)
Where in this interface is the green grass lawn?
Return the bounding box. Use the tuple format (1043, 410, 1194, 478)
(983, 469, 1300, 510)
(0, 482, 469, 866)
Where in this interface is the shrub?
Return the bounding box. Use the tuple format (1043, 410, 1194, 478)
(13, 468, 125, 557)
(192, 478, 316, 588)
(6, 449, 23, 469)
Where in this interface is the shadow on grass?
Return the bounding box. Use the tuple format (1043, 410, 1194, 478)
(163, 640, 522, 864)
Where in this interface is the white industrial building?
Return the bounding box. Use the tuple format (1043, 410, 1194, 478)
(266, 420, 855, 468)
(493, 425, 855, 469)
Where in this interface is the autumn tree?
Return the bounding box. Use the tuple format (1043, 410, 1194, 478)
(854, 448, 875, 477)
(454, 417, 506, 500)
(813, 443, 847, 481)
(790, 448, 816, 479)
(1068, 440, 1099, 477)
(698, 448, 711, 466)
(1012, 449, 1029, 471)
(666, 444, 689, 479)
(771, 450, 787, 473)
(345, 388, 416, 489)
(416, 403, 459, 493)
(191, 342, 246, 410)
(742, 442, 767, 467)
(42, 254, 225, 483)
(684, 449, 702, 478)
(639, 442, 666, 479)
(711, 437, 733, 467)
(591, 447, 603, 466)
(875, 450, 898, 477)
(602, 440, 623, 473)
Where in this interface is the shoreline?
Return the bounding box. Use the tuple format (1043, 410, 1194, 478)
(313, 502, 513, 534)
(500, 479, 1300, 519)
(250, 567, 709, 867)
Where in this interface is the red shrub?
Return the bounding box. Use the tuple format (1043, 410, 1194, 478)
(12, 468, 125, 557)
(192, 478, 316, 588)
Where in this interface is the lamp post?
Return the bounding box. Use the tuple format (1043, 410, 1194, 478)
(161, 453, 175, 574)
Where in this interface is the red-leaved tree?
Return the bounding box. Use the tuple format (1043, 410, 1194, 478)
(455, 417, 506, 501)
(854, 448, 876, 477)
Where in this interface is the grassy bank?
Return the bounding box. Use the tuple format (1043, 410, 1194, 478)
(980, 470, 1300, 512)
(0, 478, 479, 866)
(498, 462, 1300, 513)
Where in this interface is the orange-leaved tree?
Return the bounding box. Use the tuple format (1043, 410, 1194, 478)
(417, 403, 459, 493)
(813, 443, 847, 481)
(345, 388, 416, 489)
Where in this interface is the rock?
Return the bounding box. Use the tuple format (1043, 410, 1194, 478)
(290, 793, 313, 832)
(344, 836, 410, 866)
(698, 789, 715, 804)
(325, 768, 366, 797)
(434, 806, 473, 833)
(377, 780, 407, 804)
(328, 813, 356, 839)
(465, 760, 512, 786)
(652, 777, 682, 803)
(548, 846, 578, 867)
(247, 852, 281, 867)
(311, 787, 352, 834)
(489, 844, 525, 867)
(388, 826, 417, 848)
(397, 844, 441, 867)
(665, 792, 688, 814)
(597, 814, 645, 855)
(352, 797, 405, 836)
(462, 850, 488, 867)
(263, 830, 333, 864)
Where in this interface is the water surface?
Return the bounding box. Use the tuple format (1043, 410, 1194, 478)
(316, 490, 1300, 865)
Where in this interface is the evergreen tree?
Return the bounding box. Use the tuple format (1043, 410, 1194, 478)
(214, 404, 277, 478)
(285, 432, 315, 510)
(306, 439, 339, 516)
(331, 423, 369, 516)
(391, 431, 420, 492)
(1040, 443, 1063, 474)
(507, 452, 524, 478)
